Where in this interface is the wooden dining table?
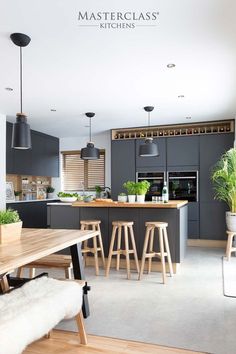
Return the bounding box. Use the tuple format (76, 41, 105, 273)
(0, 228, 99, 318)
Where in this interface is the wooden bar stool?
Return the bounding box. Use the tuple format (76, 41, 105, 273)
(139, 221, 173, 284)
(226, 231, 236, 260)
(16, 254, 73, 279)
(80, 220, 105, 275)
(106, 221, 140, 279)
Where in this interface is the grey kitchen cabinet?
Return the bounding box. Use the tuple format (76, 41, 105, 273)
(111, 140, 136, 199)
(187, 202, 199, 238)
(199, 133, 234, 202)
(200, 201, 227, 240)
(6, 121, 59, 177)
(48, 205, 80, 229)
(136, 138, 166, 168)
(167, 136, 199, 166)
(188, 220, 200, 239)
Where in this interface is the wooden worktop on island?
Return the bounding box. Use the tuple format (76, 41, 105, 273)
(72, 200, 188, 209)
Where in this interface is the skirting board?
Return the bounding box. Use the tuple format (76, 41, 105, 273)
(187, 239, 226, 248)
(85, 256, 179, 274)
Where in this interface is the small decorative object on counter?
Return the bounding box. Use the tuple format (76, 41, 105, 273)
(118, 193, 127, 202)
(212, 148, 236, 232)
(95, 185, 102, 199)
(136, 180, 150, 203)
(123, 181, 136, 203)
(14, 190, 22, 201)
(0, 209, 22, 244)
(83, 195, 94, 203)
(57, 192, 78, 203)
(162, 182, 169, 203)
(46, 186, 55, 199)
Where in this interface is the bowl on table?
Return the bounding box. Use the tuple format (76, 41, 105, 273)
(59, 197, 77, 203)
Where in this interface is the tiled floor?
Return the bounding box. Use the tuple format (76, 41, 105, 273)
(36, 247, 235, 354)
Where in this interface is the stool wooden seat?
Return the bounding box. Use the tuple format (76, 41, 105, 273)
(226, 231, 236, 260)
(106, 221, 139, 279)
(139, 221, 173, 284)
(17, 254, 73, 279)
(80, 219, 105, 275)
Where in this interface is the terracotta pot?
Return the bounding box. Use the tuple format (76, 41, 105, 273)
(0, 221, 22, 244)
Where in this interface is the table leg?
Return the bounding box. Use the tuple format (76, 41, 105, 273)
(70, 243, 90, 318)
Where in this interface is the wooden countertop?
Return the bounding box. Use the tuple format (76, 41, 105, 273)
(72, 200, 188, 209)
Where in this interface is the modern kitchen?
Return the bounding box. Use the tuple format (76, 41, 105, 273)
(0, 1, 236, 354)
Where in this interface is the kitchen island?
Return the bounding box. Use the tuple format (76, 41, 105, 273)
(47, 200, 188, 270)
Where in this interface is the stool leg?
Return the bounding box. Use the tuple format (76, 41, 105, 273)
(17, 267, 24, 278)
(226, 233, 234, 261)
(163, 227, 173, 276)
(97, 224, 106, 269)
(65, 267, 72, 279)
(148, 228, 154, 274)
(116, 226, 122, 270)
(92, 225, 99, 276)
(106, 226, 117, 277)
(29, 268, 35, 278)
(129, 225, 140, 273)
(124, 225, 131, 279)
(159, 228, 166, 284)
(81, 224, 88, 266)
(0, 275, 10, 293)
(139, 226, 151, 280)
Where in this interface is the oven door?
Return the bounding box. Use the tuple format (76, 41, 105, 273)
(137, 172, 165, 201)
(168, 171, 198, 202)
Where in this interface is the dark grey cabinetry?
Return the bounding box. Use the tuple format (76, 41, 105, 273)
(111, 140, 136, 199)
(6, 122, 59, 177)
(136, 138, 166, 168)
(200, 201, 227, 240)
(48, 205, 80, 229)
(188, 202, 199, 239)
(167, 136, 199, 166)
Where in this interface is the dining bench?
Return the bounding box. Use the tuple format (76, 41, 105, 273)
(0, 276, 87, 354)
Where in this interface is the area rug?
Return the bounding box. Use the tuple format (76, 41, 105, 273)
(222, 256, 236, 297)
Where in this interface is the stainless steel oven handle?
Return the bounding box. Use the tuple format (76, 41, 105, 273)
(138, 177, 164, 180)
(169, 176, 197, 179)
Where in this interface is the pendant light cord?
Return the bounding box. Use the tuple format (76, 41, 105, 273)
(148, 111, 150, 127)
(89, 117, 92, 142)
(20, 46, 23, 114)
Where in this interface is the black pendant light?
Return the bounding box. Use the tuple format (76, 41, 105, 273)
(139, 106, 159, 157)
(81, 112, 100, 160)
(10, 33, 32, 149)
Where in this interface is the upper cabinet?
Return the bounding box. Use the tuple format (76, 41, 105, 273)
(6, 122, 59, 177)
(136, 138, 166, 168)
(167, 136, 199, 167)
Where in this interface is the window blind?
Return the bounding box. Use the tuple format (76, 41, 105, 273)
(62, 150, 105, 191)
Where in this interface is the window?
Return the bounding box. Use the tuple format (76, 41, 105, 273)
(62, 150, 105, 191)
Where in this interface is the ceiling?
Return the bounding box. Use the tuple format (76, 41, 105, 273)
(1, 0, 236, 138)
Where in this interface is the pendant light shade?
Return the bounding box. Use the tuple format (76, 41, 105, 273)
(139, 106, 159, 157)
(81, 112, 100, 160)
(10, 32, 32, 149)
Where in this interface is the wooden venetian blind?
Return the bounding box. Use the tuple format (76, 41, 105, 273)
(62, 150, 105, 191)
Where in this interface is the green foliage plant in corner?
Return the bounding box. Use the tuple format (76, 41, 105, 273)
(0, 209, 21, 224)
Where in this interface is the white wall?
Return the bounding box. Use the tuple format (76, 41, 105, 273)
(0, 114, 6, 209)
(58, 130, 111, 191)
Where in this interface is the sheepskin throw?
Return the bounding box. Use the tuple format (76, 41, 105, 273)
(0, 276, 83, 354)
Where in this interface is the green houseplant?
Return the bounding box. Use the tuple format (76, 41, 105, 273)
(0, 209, 22, 244)
(46, 186, 55, 199)
(14, 190, 22, 201)
(123, 181, 136, 203)
(211, 148, 236, 231)
(95, 185, 102, 199)
(136, 180, 150, 203)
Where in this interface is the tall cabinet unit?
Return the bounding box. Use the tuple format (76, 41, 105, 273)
(136, 138, 166, 171)
(111, 140, 136, 199)
(199, 133, 234, 240)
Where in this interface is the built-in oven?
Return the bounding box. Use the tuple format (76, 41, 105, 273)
(167, 171, 198, 202)
(136, 171, 165, 201)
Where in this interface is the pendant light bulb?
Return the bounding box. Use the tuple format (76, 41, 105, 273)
(81, 112, 100, 160)
(139, 106, 159, 157)
(10, 33, 31, 149)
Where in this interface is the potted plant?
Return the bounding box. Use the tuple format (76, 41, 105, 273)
(118, 193, 127, 203)
(212, 148, 236, 231)
(135, 180, 150, 203)
(123, 181, 136, 203)
(0, 209, 22, 244)
(14, 190, 21, 201)
(95, 185, 102, 199)
(46, 186, 55, 199)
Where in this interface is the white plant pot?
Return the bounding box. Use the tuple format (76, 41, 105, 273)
(136, 195, 145, 203)
(128, 195, 136, 203)
(47, 193, 54, 199)
(226, 211, 236, 231)
(118, 195, 127, 202)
